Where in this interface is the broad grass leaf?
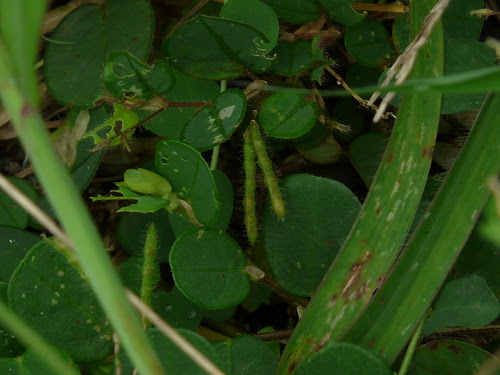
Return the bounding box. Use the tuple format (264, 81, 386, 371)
(263, 174, 361, 296)
(423, 275, 500, 335)
(155, 141, 220, 225)
(295, 342, 392, 375)
(8, 240, 113, 362)
(170, 228, 249, 309)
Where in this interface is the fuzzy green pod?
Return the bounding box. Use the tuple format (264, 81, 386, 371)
(243, 129, 258, 244)
(249, 120, 285, 218)
(124, 168, 173, 197)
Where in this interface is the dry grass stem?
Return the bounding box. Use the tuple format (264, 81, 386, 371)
(125, 289, 226, 375)
(0, 172, 72, 247)
(369, 0, 451, 122)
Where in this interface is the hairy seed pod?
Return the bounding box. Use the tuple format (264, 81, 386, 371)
(243, 129, 258, 244)
(249, 120, 285, 218)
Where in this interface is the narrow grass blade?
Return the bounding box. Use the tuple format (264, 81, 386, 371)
(0, 21, 165, 375)
(344, 93, 500, 364)
(278, 0, 444, 372)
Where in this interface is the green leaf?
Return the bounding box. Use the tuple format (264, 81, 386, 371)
(0, 177, 38, 228)
(263, 174, 361, 296)
(0, 347, 80, 375)
(213, 334, 278, 375)
(423, 275, 500, 335)
(220, 0, 279, 50)
(455, 229, 500, 297)
(261, 0, 321, 24)
(117, 257, 160, 296)
(118, 328, 224, 375)
(182, 89, 247, 151)
(320, 0, 365, 27)
(211, 170, 234, 231)
(142, 69, 220, 140)
(295, 342, 393, 375)
(0, 226, 40, 283)
(104, 52, 175, 100)
(91, 184, 171, 214)
(407, 340, 500, 375)
(103, 0, 155, 60)
(441, 38, 496, 114)
(271, 40, 314, 76)
(155, 140, 221, 225)
(43, 4, 105, 108)
(442, 0, 483, 39)
(163, 15, 274, 80)
(348, 132, 388, 187)
(44, 0, 154, 107)
(84, 103, 139, 147)
(0, 282, 24, 357)
(8, 240, 113, 362)
(479, 197, 500, 249)
(345, 19, 394, 67)
(152, 288, 204, 330)
(117, 210, 175, 263)
(258, 91, 318, 139)
(170, 228, 249, 309)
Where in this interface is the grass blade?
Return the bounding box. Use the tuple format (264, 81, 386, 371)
(278, 0, 444, 372)
(344, 92, 500, 364)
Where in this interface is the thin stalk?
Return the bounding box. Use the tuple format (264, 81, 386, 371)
(0, 40, 164, 375)
(277, 1, 444, 372)
(397, 319, 424, 375)
(0, 298, 80, 375)
(343, 93, 500, 364)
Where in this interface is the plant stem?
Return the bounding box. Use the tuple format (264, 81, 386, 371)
(397, 319, 424, 375)
(0, 39, 164, 375)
